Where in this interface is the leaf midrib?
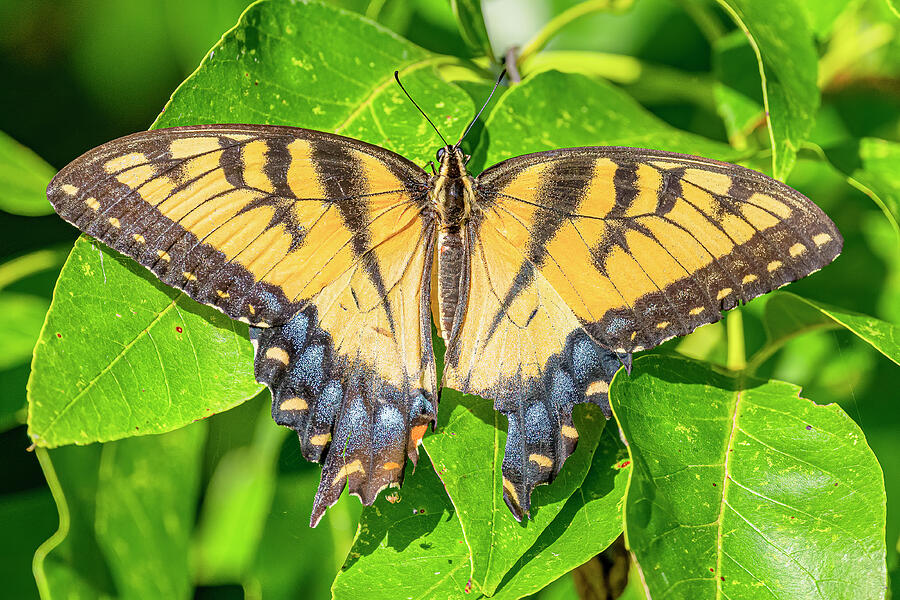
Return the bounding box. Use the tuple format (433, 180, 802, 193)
(714, 388, 740, 599)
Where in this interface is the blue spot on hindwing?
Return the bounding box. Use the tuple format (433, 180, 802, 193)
(606, 316, 628, 336)
(315, 381, 342, 425)
(525, 402, 551, 444)
(409, 392, 434, 418)
(505, 415, 523, 463)
(346, 397, 369, 451)
(256, 289, 283, 314)
(282, 311, 308, 346)
(373, 405, 404, 451)
(550, 370, 577, 409)
(292, 344, 324, 390)
(572, 336, 600, 385)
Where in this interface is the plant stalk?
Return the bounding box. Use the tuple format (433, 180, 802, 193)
(517, 0, 634, 66)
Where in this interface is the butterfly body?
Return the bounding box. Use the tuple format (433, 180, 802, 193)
(46, 122, 842, 526)
(431, 145, 476, 340)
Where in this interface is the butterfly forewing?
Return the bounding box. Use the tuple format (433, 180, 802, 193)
(48, 120, 843, 526)
(442, 147, 842, 517)
(47, 124, 440, 526)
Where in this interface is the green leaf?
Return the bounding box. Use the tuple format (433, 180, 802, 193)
(450, 0, 495, 60)
(716, 0, 820, 179)
(712, 30, 765, 150)
(192, 396, 287, 584)
(27, 237, 261, 447)
(248, 470, 355, 599)
(0, 130, 56, 216)
(473, 70, 737, 173)
(34, 422, 206, 600)
(825, 137, 900, 245)
(424, 394, 606, 596)
(331, 452, 471, 599)
(796, 0, 852, 38)
(30, 0, 478, 449)
(752, 292, 900, 370)
(519, 50, 718, 115)
(0, 292, 49, 371)
(488, 427, 630, 600)
(613, 355, 886, 599)
(0, 247, 69, 291)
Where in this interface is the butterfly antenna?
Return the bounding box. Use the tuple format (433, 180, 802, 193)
(456, 69, 506, 148)
(394, 71, 449, 146)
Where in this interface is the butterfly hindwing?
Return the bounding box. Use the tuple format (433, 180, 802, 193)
(445, 147, 842, 517)
(49, 122, 844, 526)
(47, 124, 439, 526)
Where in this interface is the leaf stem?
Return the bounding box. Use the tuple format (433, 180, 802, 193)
(519, 50, 717, 112)
(726, 309, 746, 371)
(517, 0, 634, 66)
(32, 449, 70, 600)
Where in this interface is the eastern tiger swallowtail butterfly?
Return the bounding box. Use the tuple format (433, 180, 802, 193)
(46, 73, 841, 526)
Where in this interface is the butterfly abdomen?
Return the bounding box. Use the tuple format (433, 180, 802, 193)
(436, 226, 465, 339)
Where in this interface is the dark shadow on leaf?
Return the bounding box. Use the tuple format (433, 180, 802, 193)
(341, 458, 453, 571)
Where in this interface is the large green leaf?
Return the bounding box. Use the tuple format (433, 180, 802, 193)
(716, 0, 819, 179)
(153, 0, 475, 158)
(331, 451, 471, 599)
(473, 70, 737, 173)
(751, 292, 900, 370)
(33, 422, 206, 600)
(487, 427, 630, 600)
(29, 0, 477, 448)
(826, 137, 900, 245)
(424, 395, 606, 596)
(613, 356, 886, 599)
(27, 237, 261, 447)
(0, 130, 56, 216)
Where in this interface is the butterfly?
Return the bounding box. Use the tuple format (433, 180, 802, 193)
(46, 76, 842, 527)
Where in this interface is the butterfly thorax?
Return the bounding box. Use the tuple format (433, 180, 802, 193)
(430, 145, 474, 226)
(431, 146, 475, 341)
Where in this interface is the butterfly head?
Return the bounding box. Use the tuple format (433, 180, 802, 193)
(436, 145, 468, 178)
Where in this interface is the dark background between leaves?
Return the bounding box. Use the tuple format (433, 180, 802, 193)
(1, 0, 899, 598)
